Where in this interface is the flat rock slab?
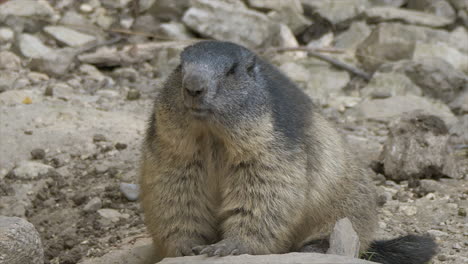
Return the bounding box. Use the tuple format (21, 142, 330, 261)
(327, 218, 360, 258)
(365, 6, 453, 27)
(159, 253, 378, 264)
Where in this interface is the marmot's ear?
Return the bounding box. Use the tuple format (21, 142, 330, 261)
(246, 55, 257, 78)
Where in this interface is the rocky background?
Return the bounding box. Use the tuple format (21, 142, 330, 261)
(0, 0, 466, 264)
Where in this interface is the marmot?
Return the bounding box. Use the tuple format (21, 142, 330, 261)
(140, 41, 437, 263)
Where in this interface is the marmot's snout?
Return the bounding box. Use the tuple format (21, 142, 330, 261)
(182, 68, 215, 117)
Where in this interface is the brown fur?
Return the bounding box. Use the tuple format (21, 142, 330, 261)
(140, 41, 378, 258)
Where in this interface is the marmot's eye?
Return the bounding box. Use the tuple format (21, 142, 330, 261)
(226, 63, 237, 76)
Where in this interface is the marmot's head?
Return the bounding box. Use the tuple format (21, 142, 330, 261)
(177, 41, 267, 122)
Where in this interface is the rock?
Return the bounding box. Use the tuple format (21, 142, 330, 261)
(93, 134, 108, 143)
(17, 34, 54, 59)
(279, 60, 350, 105)
(79, 64, 106, 82)
(156, 22, 195, 40)
(327, 218, 360, 258)
(83, 197, 102, 212)
(301, 0, 371, 26)
(27, 72, 49, 84)
(30, 148, 46, 160)
(0, 51, 21, 71)
(0, 0, 56, 21)
(119, 183, 140, 201)
(417, 179, 443, 194)
(97, 209, 125, 223)
(379, 58, 468, 104)
(0, 216, 44, 264)
(139, 0, 157, 12)
(360, 72, 422, 98)
(44, 26, 97, 47)
(258, 1, 311, 34)
(407, 0, 456, 20)
(398, 205, 418, 216)
(78, 236, 158, 264)
(449, 90, 468, 115)
(413, 42, 468, 74)
(115, 142, 127, 150)
(0, 27, 14, 44)
(0, 89, 42, 105)
(380, 111, 461, 181)
(352, 95, 457, 126)
(356, 23, 466, 71)
(101, 0, 132, 9)
(159, 253, 378, 264)
(29, 48, 77, 76)
(96, 89, 120, 99)
(364, 6, 454, 27)
(79, 4, 94, 13)
(333, 21, 371, 50)
(182, 0, 282, 49)
(127, 89, 141, 100)
(11, 161, 53, 180)
(147, 0, 190, 21)
(370, 0, 407, 7)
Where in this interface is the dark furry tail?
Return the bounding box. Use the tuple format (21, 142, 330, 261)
(361, 234, 438, 264)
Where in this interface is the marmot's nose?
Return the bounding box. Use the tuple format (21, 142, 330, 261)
(184, 75, 207, 98)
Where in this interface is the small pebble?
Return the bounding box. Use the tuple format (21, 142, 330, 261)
(452, 243, 462, 250)
(119, 183, 140, 201)
(95, 164, 109, 174)
(24, 130, 33, 135)
(83, 197, 102, 212)
(80, 4, 93, 13)
(93, 134, 107, 143)
(115, 142, 127, 150)
(30, 148, 46, 160)
(438, 254, 447, 261)
(126, 89, 141, 100)
(458, 208, 466, 217)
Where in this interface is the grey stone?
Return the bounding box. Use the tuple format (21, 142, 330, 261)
(30, 148, 46, 160)
(17, 34, 54, 59)
(44, 26, 97, 47)
(356, 22, 467, 71)
(139, 0, 157, 12)
(156, 22, 194, 40)
(380, 111, 461, 181)
(29, 48, 77, 76)
(352, 95, 457, 126)
(11, 161, 53, 180)
(101, 0, 132, 9)
(0, 51, 21, 71)
(413, 42, 468, 74)
(360, 72, 422, 98)
(378, 58, 467, 103)
(97, 208, 126, 223)
(127, 89, 141, 100)
(327, 218, 360, 258)
(182, 0, 282, 49)
(333, 21, 371, 50)
(364, 6, 454, 27)
(407, 0, 456, 20)
(78, 236, 158, 264)
(301, 0, 371, 26)
(0, 0, 56, 21)
(449, 90, 468, 115)
(83, 197, 102, 212)
(159, 253, 378, 264)
(418, 179, 443, 194)
(0, 216, 44, 264)
(0, 27, 14, 44)
(147, 0, 190, 21)
(370, 0, 407, 7)
(119, 183, 140, 201)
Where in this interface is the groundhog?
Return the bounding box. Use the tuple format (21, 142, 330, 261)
(140, 41, 437, 263)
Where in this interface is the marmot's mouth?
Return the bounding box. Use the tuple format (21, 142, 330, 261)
(188, 107, 211, 118)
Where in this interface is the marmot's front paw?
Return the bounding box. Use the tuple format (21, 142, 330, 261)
(173, 240, 204, 256)
(193, 239, 248, 257)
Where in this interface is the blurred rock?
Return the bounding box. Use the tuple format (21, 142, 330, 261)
(333, 21, 371, 50)
(0, 51, 21, 71)
(449, 90, 468, 115)
(147, 0, 190, 21)
(356, 23, 466, 71)
(352, 95, 457, 126)
(17, 34, 53, 59)
(407, 0, 456, 20)
(380, 111, 461, 181)
(0, 216, 44, 264)
(0, 27, 14, 44)
(11, 161, 53, 180)
(247, 0, 310, 34)
(370, 0, 407, 7)
(182, 0, 282, 49)
(0, 0, 57, 22)
(44, 26, 97, 47)
(279, 60, 350, 105)
(360, 72, 422, 98)
(301, 0, 370, 26)
(413, 42, 468, 74)
(83, 197, 103, 212)
(156, 22, 194, 40)
(378, 58, 467, 104)
(364, 6, 454, 27)
(29, 48, 77, 76)
(327, 218, 360, 258)
(98, 209, 126, 223)
(119, 183, 140, 201)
